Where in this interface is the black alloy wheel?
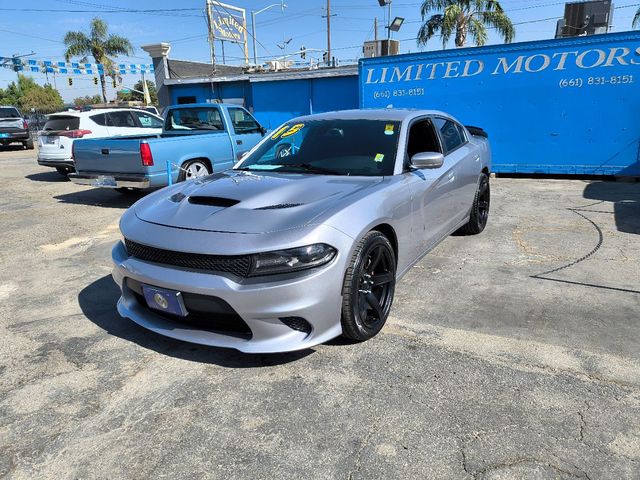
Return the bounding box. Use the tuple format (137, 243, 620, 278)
(457, 173, 490, 235)
(341, 231, 396, 341)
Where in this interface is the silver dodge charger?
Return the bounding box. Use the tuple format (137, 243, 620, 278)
(112, 109, 491, 353)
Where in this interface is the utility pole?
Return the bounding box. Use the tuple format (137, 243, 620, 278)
(326, 0, 331, 65)
(374, 17, 378, 41)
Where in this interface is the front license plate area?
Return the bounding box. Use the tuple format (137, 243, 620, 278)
(142, 285, 188, 317)
(93, 175, 116, 187)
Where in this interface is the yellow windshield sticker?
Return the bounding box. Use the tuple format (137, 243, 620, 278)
(280, 123, 305, 138)
(374, 153, 385, 163)
(384, 124, 395, 135)
(270, 125, 289, 140)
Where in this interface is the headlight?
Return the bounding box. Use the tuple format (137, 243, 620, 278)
(249, 244, 337, 277)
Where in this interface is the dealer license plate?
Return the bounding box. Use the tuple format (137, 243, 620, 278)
(142, 285, 188, 317)
(44, 136, 57, 144)
(0, 133, 8, 138)
(92, 175, 117, 187)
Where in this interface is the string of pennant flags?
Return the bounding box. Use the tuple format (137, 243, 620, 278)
(0, 57, 154, 75)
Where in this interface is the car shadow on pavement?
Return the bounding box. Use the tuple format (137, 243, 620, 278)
(25, 171, 68, 182)
(582, 181, 640, 235)
(79, 275, 314, 367)
(0, 145, 28, 152)
(54, 189, 143, 209)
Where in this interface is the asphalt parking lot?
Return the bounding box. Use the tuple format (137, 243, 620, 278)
(0, 147, 639, 479)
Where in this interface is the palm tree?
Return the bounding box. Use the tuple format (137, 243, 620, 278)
(63, 18, 133, 102)
(417, 0, 515, 49)
(633, 7, 640, 29)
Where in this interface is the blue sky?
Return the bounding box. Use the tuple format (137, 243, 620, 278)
(1, 0, 639, 102)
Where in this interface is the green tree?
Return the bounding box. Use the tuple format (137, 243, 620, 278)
(116, 79, 158, 106)
(73, 94, 103, 107)
(0, 75, 63, 113)
(63, 17, 133, 103)
(21, 85, 64, 113)
(417, 0, 514, 48)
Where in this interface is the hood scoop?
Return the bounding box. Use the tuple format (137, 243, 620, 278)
(188, 196, 239, 208)
(254, 203, 305, 210)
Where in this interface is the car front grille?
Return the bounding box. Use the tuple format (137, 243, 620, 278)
(125, 239, 252, 278)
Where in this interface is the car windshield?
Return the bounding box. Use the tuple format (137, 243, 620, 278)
(0, 107, 21, 118)
(235, 119, 401, 176)
(166, 107, 224, 131)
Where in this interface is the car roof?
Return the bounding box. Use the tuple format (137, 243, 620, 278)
(165, 103, 243, 110)
(291, 108, 452, 123)
(48, 108, 161, 118)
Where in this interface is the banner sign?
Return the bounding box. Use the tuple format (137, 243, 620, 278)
(0, 57, 153, 75)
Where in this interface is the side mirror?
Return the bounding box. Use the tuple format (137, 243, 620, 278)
(411, 152, 444, 169)
(259, 126, 267, 136)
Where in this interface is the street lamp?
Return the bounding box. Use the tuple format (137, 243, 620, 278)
(251, 1, 287, 65)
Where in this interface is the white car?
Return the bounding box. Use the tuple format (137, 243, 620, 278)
(37, 108, 164, 175)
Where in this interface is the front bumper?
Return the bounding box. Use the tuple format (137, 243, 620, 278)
(111, 235, 350, 353)
(69, 172, 150, 189)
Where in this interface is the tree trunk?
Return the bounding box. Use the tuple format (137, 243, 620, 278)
(455, 23, 467, 47)
(99, 72, 107, 103)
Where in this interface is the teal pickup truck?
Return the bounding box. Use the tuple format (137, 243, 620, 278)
(69, 103, 266, 192)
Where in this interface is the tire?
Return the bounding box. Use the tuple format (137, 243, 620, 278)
(55, 167, 71, 177)
(341, 231, 396, 342)
(26, 137, 34, 150)
(457, 173, 490, 235)
(178, 159, 211, 182)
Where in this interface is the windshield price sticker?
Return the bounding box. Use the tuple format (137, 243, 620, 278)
(384, 124, 395, 135)
(374, 153, 385, 163)
(271, 123, 305, 140)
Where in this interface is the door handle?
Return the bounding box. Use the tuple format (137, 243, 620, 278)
(236, 139, 243, 145)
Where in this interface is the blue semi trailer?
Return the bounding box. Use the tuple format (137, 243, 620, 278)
(360, 31, 640, 176)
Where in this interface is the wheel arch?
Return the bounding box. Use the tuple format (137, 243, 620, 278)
(180, 156, 213, 172)
(369, 223, 398, 264)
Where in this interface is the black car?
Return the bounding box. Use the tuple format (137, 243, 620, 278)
(0, 106, 34, 149)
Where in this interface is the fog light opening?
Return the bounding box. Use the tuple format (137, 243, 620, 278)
(279, 316, 312, 335)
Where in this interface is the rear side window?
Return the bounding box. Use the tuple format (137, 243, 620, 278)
(228, 107, 261, 134)
(133, 111, 163, 128)
(106, 111, 137, 128)
(43, 116, 80, 131)
(90, 113, 107, 126)
(0, 107, 21, 118)
(166, 108, 224, 131)
(433, 117, 466, 154)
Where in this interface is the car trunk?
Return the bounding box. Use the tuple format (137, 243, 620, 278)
(38, 115, 80, 158)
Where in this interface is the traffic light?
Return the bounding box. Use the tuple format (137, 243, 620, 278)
(68, 78, 73, 86)
(300, 45, 306, 60)
(93, 77, 98, 85)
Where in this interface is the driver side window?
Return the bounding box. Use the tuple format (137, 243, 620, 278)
(406, 119, 441, 169)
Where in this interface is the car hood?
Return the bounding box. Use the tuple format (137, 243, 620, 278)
(134, 170, 383, 234)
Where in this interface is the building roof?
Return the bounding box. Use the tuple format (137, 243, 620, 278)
(163, 59, 358, 85)
(166, 59, 244, 80)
